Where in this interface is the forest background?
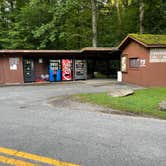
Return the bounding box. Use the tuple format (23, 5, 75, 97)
(0, 0, 165, 50)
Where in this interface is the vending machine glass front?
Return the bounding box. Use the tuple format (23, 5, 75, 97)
(62, 59, 73, 81)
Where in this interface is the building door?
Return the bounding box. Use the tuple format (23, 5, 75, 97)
(23, 58, 35, 83)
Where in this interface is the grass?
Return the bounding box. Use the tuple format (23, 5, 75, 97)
(74, 87, 166, 119)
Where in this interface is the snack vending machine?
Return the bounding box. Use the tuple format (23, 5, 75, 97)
(62, 59, 73, 81)
(75, 60, 87, 80)
(23, 59, 35, 83)
(49, 60, 61, 82)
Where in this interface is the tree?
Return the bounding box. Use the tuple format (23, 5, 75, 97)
(115, 0, 121, 25)
(0, 0, 165, 49)
(91, 0, 97, 47)
(139, 0, 144, 33)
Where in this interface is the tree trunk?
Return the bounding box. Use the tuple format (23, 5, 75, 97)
(115, 0, 121, 25)
(91, 0, 97, 47)
(139, 0, 144, 34)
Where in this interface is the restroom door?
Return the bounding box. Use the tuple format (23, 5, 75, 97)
(23, 59, 35, 83)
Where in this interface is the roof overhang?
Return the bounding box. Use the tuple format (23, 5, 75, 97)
(0, 47, 120, 57)
(0, 50, 81, 54)
(0, 47, 119, 54)
(81, 47, 119, 52)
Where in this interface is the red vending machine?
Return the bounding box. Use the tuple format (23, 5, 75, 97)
(62, 59, 73, 81)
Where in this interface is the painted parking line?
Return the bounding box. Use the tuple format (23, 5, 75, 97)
(0, 147, 79, 166)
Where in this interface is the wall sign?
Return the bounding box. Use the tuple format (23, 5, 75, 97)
(150, 48, 166, 63)
(121, 56, 127, 72)
(9, 58, 19, 70)
(139, 59, 146, 67)
(39, 58, 43, 63)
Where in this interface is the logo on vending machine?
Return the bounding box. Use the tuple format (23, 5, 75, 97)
(62, 59, 72, 80)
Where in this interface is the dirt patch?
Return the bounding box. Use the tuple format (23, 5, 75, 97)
(48, 95, 136, 116)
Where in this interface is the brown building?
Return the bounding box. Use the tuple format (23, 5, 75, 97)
(119, 34, 166, 87)
(0, 48, 120, 85)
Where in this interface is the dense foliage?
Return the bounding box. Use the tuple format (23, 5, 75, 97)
(0, 0, 165, 49)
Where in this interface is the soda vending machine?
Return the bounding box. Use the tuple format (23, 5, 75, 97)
(49, 60, 61, 82)
(75, 60, 87, 80)
(62, 59, 73, 81)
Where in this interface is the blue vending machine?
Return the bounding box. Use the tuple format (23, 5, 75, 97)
(49, 60, 61, 82)
(56, 69, 61, 81)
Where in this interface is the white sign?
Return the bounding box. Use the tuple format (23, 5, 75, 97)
(10, 64, 17, 70)
(150, 48, 166, 63)
(39, 58, 43, 63)
(140, 59, 146, 67)
(121, 56, 127, 72)
(9, 58, 19, 70)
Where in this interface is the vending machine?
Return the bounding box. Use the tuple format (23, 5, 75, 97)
(75, 60, 87, 80)
(62, 59, 73, 81)
(49, 60, 61, 82)
(23, 58, 35, 83)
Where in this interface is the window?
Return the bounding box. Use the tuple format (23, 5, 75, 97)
(129, 58, 139, 68)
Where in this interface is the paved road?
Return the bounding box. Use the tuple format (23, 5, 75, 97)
(0, 81, 166, 166)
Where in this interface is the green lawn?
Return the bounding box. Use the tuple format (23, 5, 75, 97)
(75, 87, 166, 119)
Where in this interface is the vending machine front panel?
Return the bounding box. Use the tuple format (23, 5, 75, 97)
(23, 59, 35, 83)
(62, 59, 73, 81)
(75, 60, 87, 80)
(49, 60, 61, 82)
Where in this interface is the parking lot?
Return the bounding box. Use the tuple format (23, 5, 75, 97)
(0, 80, 166, 166)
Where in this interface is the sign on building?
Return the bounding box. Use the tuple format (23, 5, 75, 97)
(9, 58, 19, 70)
(150, 48, 166, 63)
(139, 59, 146, 67)
(121, 56, 127, 72)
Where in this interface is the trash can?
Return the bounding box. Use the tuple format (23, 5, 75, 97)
(117, 71, 122, 82)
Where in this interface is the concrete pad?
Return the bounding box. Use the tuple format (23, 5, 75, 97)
(108, 89, 134, 97)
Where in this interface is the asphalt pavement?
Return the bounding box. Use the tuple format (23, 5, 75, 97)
(0, 80, 166, 166)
